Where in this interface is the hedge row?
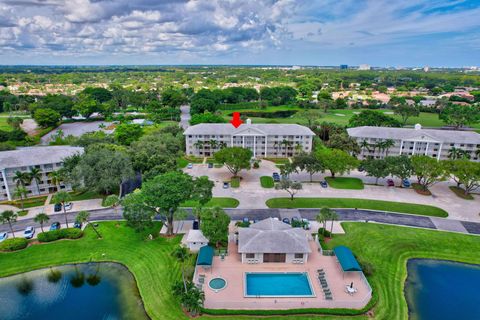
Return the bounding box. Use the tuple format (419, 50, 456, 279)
(0, 238, 28, 252)
(38, 228, 83, 243)
(229, 110, 298, 118)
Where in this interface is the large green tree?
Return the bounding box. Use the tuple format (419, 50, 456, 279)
(73, 146, 134, 194)
(444, 160, 480, 195)
(316, 148, 359, 178)
(411, 155, 446, 191)
(348, 110, 402, 127)
(393, 104, 420, 125)
(142, 172, 195, 236)
(275, 178, 303, 200)
(439, 104, 480, 129)
(214, 147, 252, 177)
(200, 207, 231, 248)
(291, 152, 323, 182)
(362, 158, 390, 185)
(114, 123, 144, 146)
(0, 210, 18, 238)
(385, 156, 413, 186)
(33, 108, 61, 128)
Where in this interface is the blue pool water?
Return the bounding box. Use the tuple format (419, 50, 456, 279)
(245, 272, 314, 297)
(405, 259, 480, 320)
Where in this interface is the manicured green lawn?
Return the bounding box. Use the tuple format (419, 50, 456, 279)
(260, 176, 274, 188)
(230, 177, 240, 188)
(264, 158, 291, 165)
(1, 195, 47, 208)
(325, 177, 364, 190)
(326, 223, 480, 320)
(176, 157, 189, 168)
(265, 197, 448, 217)
(1, 221, 479, 319)
(181, 197, 239, 208)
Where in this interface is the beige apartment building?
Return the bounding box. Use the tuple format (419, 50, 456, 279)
(183, 121, 315, 158)
(347, 124, 480, 161)
(0, 146, 84, 201)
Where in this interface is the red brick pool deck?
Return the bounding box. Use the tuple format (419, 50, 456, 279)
(195, 241, 372, 310)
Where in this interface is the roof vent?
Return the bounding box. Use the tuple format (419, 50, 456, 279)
(414, 123, 422, 130)
(246, 118, 252, 125)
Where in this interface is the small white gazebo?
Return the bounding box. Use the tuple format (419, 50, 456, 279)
(182, 229, 209, 252)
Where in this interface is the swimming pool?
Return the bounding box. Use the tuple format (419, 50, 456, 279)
(244, 272, 315, 297)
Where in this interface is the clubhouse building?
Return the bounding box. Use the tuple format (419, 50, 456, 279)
(347, 124, 480, 161)
(0, 146, 84, 201)
(183, 120, 315, 158)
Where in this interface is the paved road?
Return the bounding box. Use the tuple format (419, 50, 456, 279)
(2, 208, 480, 236)
(180, 105, 190, 130)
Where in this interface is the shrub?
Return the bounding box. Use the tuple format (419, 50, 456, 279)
(37, 228, 83, 243)
(0, 238, 28, 252)
(317, 227, 332, 238)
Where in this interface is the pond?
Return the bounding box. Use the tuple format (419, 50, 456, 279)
(0, 262, 149, 320)
(405, 259, 480, 320)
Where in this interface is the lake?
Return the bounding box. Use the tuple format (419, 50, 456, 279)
(0, 262, 149, 320)
(405, 259, 480, 320)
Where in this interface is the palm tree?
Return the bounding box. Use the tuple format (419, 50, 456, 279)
(219, 141, 227, 149)
(193, 140, 204, 156)
(13, 186, 28, 210)
(48, 170, 63, 192)
(13, 171, 29, 188)
(52, 191, 72, 228)
(448, 147, 464, 160)
(317, 207, 332, 236)
(183, 286, 205, 316)
(208, 139, 218, 152)
(86, 264, 102, 286)
(329, 210, 339, 236)
(0, 210, 18, 238)
(382, 139, 395, 157)
(34, 213, 50, 233)
(295, 142, 303, 154)
(360, 139, 370, 157)
(273, 141, 280, 156)
(75, 210, 101, 238)
(29, 167, 43, 195)
(172, 246, 190, 292)
(47, 268, 62, 283)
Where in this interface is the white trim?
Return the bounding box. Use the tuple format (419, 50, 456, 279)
(437, 143, 443, 160)
(399, 140, 404, 155)
(1, 169, 11, 201)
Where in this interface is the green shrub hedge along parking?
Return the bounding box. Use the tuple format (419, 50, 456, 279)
(260, 176, 274, 188)
(181, 197, 239, 208)
(0, 238, 28, 252)
(325, 177, 364, 190)
(2, 222, 479, 320)
(230, 177, 240, 188)
(37, 228, 83, 242)
(265, 197, 448, 217)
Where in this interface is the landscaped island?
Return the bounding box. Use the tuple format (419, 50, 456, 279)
(1, 221, 479, 319)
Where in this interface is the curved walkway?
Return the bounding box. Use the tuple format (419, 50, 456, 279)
(1, 207, 479, 236)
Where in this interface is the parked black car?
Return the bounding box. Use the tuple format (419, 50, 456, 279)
(320, 180, 328, 188)
(50, 222, 61, 231)
(54, 203, 62, 212)
(73, 222, 82, 229)
(282, 217, 290, 224)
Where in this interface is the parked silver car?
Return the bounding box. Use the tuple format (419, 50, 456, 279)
(23, 226, 35, 239)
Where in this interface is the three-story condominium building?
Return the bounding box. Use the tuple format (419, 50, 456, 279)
(0, 146, 84, 201)
(347, 124, 480, 161)
(183, 120, 315, 158)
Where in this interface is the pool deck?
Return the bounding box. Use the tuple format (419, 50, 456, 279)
(195, 240, 372, 310)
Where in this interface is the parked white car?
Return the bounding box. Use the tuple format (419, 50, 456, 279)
(64, 202, 73, 211)
(23, 226, 35, 239)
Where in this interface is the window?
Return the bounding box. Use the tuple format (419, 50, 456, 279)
(246, 253, 255, 259)
(294, 253, 303, 259)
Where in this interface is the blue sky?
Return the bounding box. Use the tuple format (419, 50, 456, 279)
(0, 0, 479, 67)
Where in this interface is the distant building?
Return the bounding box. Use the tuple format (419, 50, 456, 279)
(347, 124, 480, 161)
(340, 64, 348, 70)
(0, 146, 84, 201)
(183, 121, 315, 158)
(358, 64, 371, 71)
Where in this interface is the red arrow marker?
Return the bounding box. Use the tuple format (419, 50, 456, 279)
(230, 112, 243, 128)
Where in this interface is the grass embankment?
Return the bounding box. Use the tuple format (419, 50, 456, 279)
(449, 186, 475, 200)
(325, 223, 480, 320)
(1, 195, 47, 208)
(181, 197, 239, 208)
(1, 222, 479, 319)
(178, 156, 205, 168)
(265, 198, 448, 217)
(325, 177, 364, 190)
(260, 176, 274, 188)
